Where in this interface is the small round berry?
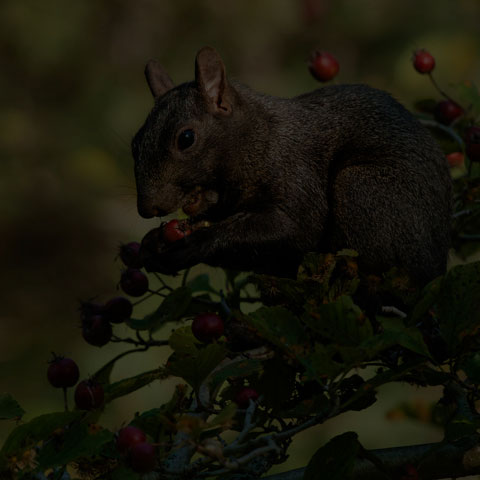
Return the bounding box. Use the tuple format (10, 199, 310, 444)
(434, 100, 463, 125)
(412, 49, 435, 74)
(47, 355, 80, 388)
(103, 296, 133, 324)
(74, 380, 104, 410)
(116, 426, 147, 454)
(234, 387, 259, 408)
(465, 126, 480, 162)
(308, 50, 339, 82)
(82, 315, 112, 347)
(446, 152, 464, 168)
(129, 442, 156, 473)
(162, 219, 192, 243)
(191, 313, 224, 343)
(120, 268, 149, 297)
(119, 242, 143, 269)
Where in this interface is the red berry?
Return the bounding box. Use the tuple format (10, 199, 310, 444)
(119, 242, 143, 269)
(74, 380, 104, 410)
(129, 442, 156, 473)
(82, 314, 112, 347)
(446, 152, 464, 168)
(162, 219, 192, 243)
(234, 387, 259, 408)
(465, 126, 480, 162)
(412, 49, 435, 74)
(104, 296, 133, 324)
(434, 100, 463, 125)
(116, 426, 147, 454)
(308, 50, 339, 82)
(191, 313, 224, 343)
(120, 268, 149, 297)
(47, 355, 80, 388)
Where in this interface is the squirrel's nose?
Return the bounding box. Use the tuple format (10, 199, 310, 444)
(137, 196, 168, 218)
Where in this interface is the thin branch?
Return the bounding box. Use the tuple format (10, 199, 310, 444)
(418, 117, 465, 149)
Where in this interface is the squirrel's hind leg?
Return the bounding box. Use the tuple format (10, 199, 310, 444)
(329, 162, 449, 286)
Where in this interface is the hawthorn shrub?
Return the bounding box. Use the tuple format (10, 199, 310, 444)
(2, 49, 480, 480)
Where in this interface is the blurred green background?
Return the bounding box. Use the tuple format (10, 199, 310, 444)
(1, 0, 480, 475)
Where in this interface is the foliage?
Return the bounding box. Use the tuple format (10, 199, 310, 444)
(2, 52, 480, 480)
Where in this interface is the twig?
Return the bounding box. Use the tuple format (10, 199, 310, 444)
(230, 399, 258, 448)
(418, 118, 465, 149)
(110, 335, 168, 347)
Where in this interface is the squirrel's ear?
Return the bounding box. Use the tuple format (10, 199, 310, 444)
(195, 47, 232, 115)
(144, 60, 175, 98)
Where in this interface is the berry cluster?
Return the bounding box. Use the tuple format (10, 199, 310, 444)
(412, 49, 480, 166)
(47, 354, 104, 411)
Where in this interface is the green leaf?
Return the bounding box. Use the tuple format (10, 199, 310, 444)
(37, 422, 113, 469)
(104, 368, 169, 403)
(298, 344, 345, 381)
(169, 326, 200, 355)
(127, 286, 192, 331)
(167, 344, 227, 390)
(187, 274, 217, 294)
(303, 295, 372, 346)
(247, 306, 307, 350)
(437, 262, 480, 354)
(371, 317, 431, 358)
(304, 432, 360, 480)
(0, 393, 25, 420)
(1, 411, 82, 457)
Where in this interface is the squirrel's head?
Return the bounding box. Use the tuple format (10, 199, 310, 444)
(133, 47, 238, 220)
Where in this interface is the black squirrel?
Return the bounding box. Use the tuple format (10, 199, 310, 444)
(132, 47, 452, 285)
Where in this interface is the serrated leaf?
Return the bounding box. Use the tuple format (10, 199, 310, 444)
(437, 262, 480, 354)
(298, 344, 345, 381)
(127, 286, 192, 331)
(104, 367, 169, 403)
(1, 411, 82, 456)
(167, 344, 227, 390)
(372, 317, 431, 358)
(304, 432, 360, 480)
(248, 306, 307, 350)
(303, 295, 372, 346)
(37, 422, 113, 468)
(169, 326, 200, 355)
(0, 393, 25, 420)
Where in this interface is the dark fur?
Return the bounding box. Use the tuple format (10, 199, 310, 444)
(133, 50, 452, 284)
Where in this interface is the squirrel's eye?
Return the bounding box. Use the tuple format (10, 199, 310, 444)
(177, 129, 195, 150)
